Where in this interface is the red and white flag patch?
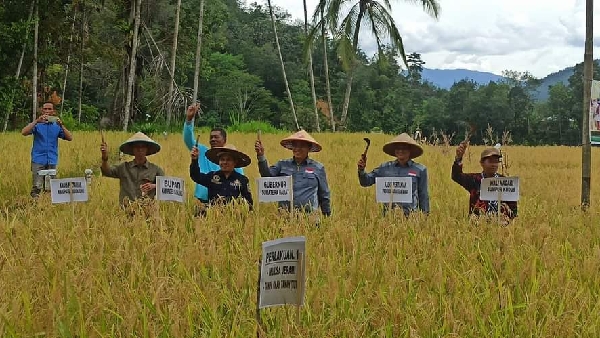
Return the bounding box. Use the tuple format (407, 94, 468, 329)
(305, 168, 314, 174)
(408, 171, 417, 177)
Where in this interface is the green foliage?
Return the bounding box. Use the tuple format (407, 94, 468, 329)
(0, 0, 590, 146)
(227, 120, 284, 134)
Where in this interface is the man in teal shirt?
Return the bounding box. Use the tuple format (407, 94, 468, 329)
(183, 104, 244, 216)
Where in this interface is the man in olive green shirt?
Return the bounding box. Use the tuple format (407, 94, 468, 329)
(101, 132, 165, 206)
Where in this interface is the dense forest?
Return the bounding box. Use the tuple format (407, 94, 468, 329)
(0, 0, 596, 145)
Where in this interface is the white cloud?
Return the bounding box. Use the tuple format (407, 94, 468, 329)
(257, 0, 600, 78)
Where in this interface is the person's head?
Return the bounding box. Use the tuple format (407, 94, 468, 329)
(131, 142, 149, 159)
(119, 132, 161, 160)
(209, 128, 227, 148)
(218, 153, 237, 173)
(42, 102, 56, 116)
(291, 140, 311, 162)
(480, 148, 501, 176)
(206, 145, 251, 172)
(279, 130, 322, 162)
(382, 133, 423, 165)
(393, 144, 413, 165)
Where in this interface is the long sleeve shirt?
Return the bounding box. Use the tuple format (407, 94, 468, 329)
(183, 120, 243, 201)
(358, 160, 430, 215)
(451, 159, 517, 218)
(101, 160, 165, 206)
(257, 156, 331, 216)
(189, 159, 253, 210)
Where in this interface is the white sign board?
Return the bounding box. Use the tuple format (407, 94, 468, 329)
(50, 177, 88, 204)
(259, 236, 306, 309)
(375, 177, 413, 204)
(156, 176, 185, 203)
(480, 176, 520, 202)
(257, 176, 293, 203)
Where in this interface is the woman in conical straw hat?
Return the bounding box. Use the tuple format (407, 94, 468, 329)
(190, 144, 253, 210)
(100, 132, 165, 206)
(254, 129, 331, 217)
(357, 133, 429, 216)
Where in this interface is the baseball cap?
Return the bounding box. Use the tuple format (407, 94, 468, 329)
(480, 147, 502, 160)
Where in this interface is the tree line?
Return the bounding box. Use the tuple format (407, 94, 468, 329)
(0, 0, 593, 145)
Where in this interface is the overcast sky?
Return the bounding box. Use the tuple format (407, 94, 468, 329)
(249, 0, 597, 78)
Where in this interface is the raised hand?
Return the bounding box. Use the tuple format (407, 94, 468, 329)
(254, 140, 265, 157)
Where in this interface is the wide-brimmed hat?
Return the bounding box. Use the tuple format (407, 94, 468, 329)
(280, 130, 322, 152)
(206, 144, 251, 168)
(382, 133, 423, 158)
(119, 132, 161, 156)
(480, 147, 502, 160)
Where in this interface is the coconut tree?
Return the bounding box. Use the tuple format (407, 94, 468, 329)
(311, 0, 440, 130)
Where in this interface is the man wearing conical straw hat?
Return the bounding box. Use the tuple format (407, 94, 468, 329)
(357, 133, 429, 216)
(189, 144, 253, 210)
(101, 132, 165, 206)
(255, 130, 331, 217)
(183, 104, 244, 216)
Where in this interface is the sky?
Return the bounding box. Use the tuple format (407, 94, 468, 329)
(249, 0, 598, 79)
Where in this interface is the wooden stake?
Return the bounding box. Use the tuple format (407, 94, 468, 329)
(256, 259, 264, 338)
(296, 251, 304, 324)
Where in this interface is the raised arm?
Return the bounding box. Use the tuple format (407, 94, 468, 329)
(100, 141, 119, 178)
(183, 104, 200, 150)
(21, 115, 45, 136)
(57, 118, 73, 141)
(255, 139, 281, 177)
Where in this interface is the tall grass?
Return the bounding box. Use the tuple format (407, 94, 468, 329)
(1, 131, 600, 336)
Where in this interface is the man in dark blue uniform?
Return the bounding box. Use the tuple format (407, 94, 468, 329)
(190, 144, 253, 210)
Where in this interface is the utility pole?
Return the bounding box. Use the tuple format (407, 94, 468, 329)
(581, 0, 593, 210)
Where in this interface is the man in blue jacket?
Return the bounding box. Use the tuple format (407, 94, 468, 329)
(183, 104, 243, 216)
(21, 102, 73, 199)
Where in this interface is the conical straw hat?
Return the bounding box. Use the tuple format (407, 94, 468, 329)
(382, 133, 423, 158)
(206, 144, 252, 168)
(119, 132, 161, 156)
(280, 130, 322, 152)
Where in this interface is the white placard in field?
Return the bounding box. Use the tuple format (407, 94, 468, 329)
(375, 177, 413, 204)
(156, 176, 185, 203)
(257, 176, 293, 203)
(50, 177, 88, 204)
(259, 236, 306, 309)
(480, 176, 520, 202)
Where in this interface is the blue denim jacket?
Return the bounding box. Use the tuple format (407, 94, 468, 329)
(358, 160, 429, 214)
(258, 156, 331, 216)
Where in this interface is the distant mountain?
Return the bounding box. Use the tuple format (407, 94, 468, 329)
(420, 66, 577, 102)
(533, 67, 574, 101)
(420, 68, 504, 89)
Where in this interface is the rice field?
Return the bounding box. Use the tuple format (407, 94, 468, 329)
(1, 131, 600, 337)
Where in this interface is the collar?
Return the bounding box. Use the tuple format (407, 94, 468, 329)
(394, 159, 413, 167)
(481, 171, 499, 179)
(290, 157, 309, 166)
(128, 160, 149, 168)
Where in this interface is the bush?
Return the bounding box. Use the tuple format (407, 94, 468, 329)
(227, 120, 284, 134)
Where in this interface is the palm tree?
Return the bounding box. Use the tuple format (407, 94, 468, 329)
(311, 0, 440, 130)
(267, 0, 299, 130)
